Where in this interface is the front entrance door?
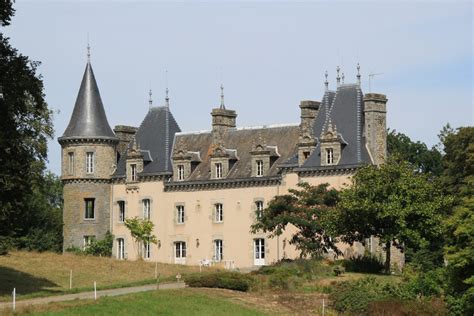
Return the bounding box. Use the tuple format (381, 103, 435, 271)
(174, 241, 186, 264)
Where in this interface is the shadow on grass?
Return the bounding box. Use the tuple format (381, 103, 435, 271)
(0, 266, 60, 297)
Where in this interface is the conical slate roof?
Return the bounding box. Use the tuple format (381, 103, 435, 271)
(60, 62, 117, 141)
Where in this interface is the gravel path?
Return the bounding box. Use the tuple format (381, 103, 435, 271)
(0, 282, 186, 311)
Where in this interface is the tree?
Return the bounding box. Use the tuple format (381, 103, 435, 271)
(338, 160, 452, 272)
(0, 1, 54, 247)
(441, 126, 474, 314)
(251, 182, 341, 258)
(387, 129, 443, 176)
(124, 217, 157, 258)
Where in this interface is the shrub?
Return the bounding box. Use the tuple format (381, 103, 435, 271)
(268, 268, 302, 290)
(185, 272, 255, 292)
(342, 253, 385, 274)
(84, 231, 114, 257)
(333, 265, 345, 276)
(368, 298, 447, 316)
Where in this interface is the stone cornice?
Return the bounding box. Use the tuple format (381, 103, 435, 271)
(58, 137, 118, 146)
(164, 176, 281, 192)
(295, 164, 365, 177)
(62, 178, 112, 184)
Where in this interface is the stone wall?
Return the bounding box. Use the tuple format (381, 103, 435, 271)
(363, 93, 387, 165)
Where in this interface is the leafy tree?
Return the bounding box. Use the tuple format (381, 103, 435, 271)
(338, 160, 452, 272)
(84, 231, 114, 257)
(441, 126, 474, 314)
(124, 217, 157, 258)
(387, 129, 442, 176)
(251, 182, 341, 258)
(0, 1, 54, 248)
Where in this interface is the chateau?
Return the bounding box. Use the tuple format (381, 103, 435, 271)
(59, 56, 398, 269)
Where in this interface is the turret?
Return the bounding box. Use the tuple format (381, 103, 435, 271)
(58, 48, 118, 251)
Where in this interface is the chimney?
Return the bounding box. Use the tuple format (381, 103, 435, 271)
(114, 125, 138, 161)
(363, 93, 387, 165)
(211, 108, 237, 147)
(298, 100, 320, 165)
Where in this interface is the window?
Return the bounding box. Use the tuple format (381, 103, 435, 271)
(214, 239, 223, 261)
(255, 201, 264, 219)
(175, 242, 186, 258)
(131, 164, 137, 181)
(214, 203, 223, 222)
(326, 148, 334, 165)
(68, 152, 75, 175)
(117, 238, 125, 260)
(143, 241, 151, 259)
(177, 165, 185, 181)
(83, 235, 95, 250)
(254, 238, 265, 265)
(256, 160, 264, 177)
(176, 205, 185, 224)
(143, 199, 151, 220)
(84, 198, 95, 219)
(303, 151, 310, 159)
(118, 201, 125, 223)
(86, 152, 94, 174)
(215, 163, 223, 179)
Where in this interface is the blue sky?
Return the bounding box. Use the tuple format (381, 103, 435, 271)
(3, 1, 473, 175)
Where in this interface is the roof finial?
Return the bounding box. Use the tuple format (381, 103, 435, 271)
(356, 63, 361, 86)
(220, 83, 225, 109)
(163, 69, 170, 108)
(336, 66, 341, 87)
(148, 89, 153, 109)
(324, 71, 329, 91)
(86, 33, 91, 63)
(341, 72, 345, 84)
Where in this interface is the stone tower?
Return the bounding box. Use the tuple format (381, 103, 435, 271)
(58, 57, 118, 251)
(363, 93, 388, 165)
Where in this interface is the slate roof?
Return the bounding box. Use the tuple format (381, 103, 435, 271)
(114, 106, 181, 177)
(299, 84, 371, 169)
(60, 62, 117, 141)
(172, 124, 300, 181)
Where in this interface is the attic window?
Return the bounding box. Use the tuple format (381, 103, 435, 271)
(215, 163, 223, 179)
(256, 160, 264, 177)
(303, 151, 310, 159)
(326, 148, 334, 165)
(131, 164, 137, 181)
(177, 165, 185, 181)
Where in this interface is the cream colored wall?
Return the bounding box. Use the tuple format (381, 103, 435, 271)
(111, 171, 392, 268)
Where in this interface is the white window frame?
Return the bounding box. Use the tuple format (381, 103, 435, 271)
(143, 241, 151, 259)
(176, 205, 185, 224)
(254, 238, 265, 266)
(117, 238, 125, 260)
(177, 164, 185, 181)
(326, 148, 334, 165)
(143, 199, 151, 220)
(255, 200, 264, 219)
(174, 241, 186, 264)
(83, 235, 95, 250)
(214, 203, 223, 223)
(118, 201, 125, 223)
(86, 152, 94, 174)
(256, 160, 264, 177)
(68, 152, 74, 175)
(131, 164, 137, 182)
(214, 239, 223, 262)
(215, 163, 223, 179)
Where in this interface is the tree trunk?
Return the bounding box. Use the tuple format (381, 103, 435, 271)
(384, 241, 391, 273)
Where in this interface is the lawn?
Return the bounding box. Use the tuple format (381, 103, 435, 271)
(14, 289, 267, 316)
(0, 251, 202, 301)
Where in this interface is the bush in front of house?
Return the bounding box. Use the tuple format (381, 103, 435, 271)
(185, 272, 255, 292)
(342, 253, 385, 274)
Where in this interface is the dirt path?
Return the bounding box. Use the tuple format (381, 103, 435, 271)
(0, 282, 185, 312)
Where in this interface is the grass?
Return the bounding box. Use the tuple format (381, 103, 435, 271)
(0, 251, 203, 301)
(12, 289, 267, 316)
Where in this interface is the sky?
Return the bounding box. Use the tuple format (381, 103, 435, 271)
(3, 0, 473, 175)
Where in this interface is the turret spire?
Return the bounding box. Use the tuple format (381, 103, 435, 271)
(336, 66, 341, 87)
(87, 43, 91, 63)
(342, 72, 345, 84)
(165, 87, 170, 108)
(356, 63, 361, 86)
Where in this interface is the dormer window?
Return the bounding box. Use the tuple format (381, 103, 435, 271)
(86, 152, 94, 174)
(215, 163, 223, 179)
(131, 164, 137, 181)
(256, 160, 264, 177)
(303, 151, 310, 159)
(326, 148, 334, 165)
(177, 165, 185, 181)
